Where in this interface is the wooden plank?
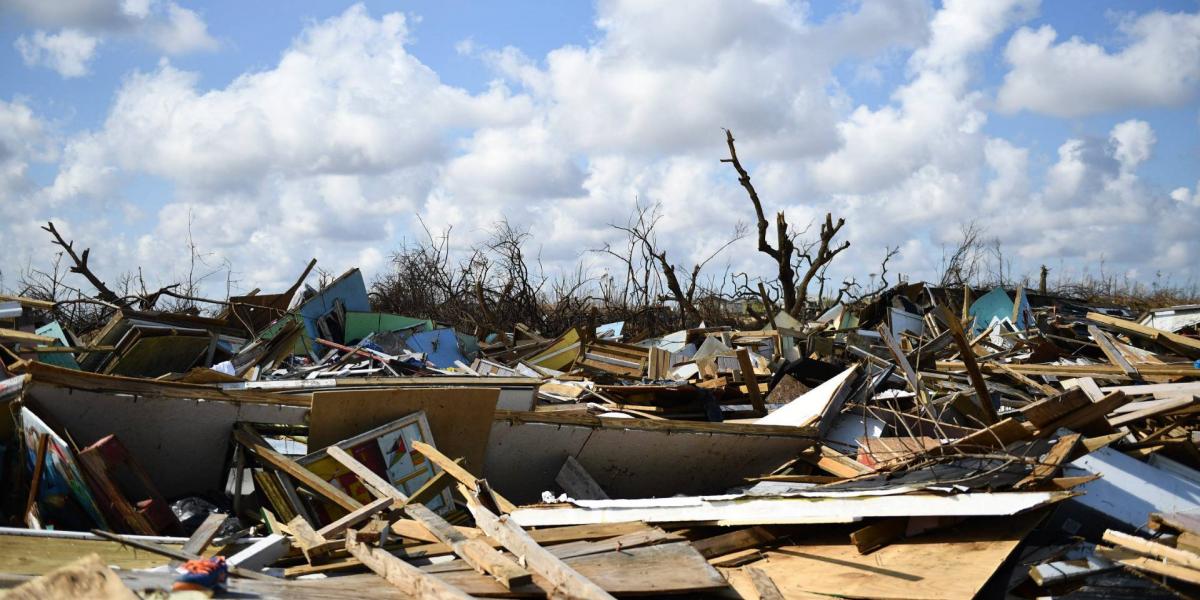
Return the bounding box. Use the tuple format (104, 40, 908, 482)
(0, 328, 55, 345)
(736, 348, 766, 416)
(729, 510, 1045, 600)
(1088, 325, 1140, 378)
(849, 519, 907, 554)
(405, 502, 533, 589)
(1019, 388, 1090, 428)
(1033, 391, 1129, 436)
(1088, 312, 1200, 356)
(948, 418, 1031, 451)
(23, 434, 48, 529)
(1017, 433, 1082, 488)
(234, 424, 362, 513)
(1103, 529, 1200, 570)
(0, 294, 56, 310)
(555, 455, 610, 500)
(171, 511, 226, 568)
(692, 526, 777, 559)
(936, 360, 1198, 378)
(411, 440, 517, 514)
(879, 324, 926, 404)
(746, 566, 785, 600)
(936, 305, 998, 423)
(327, 444, 531, 589)
(181, 512, 226, 557)
(430, 541, 726, 596)
(1108, 395, 1195, 427)
(344, 530, 473, 599)
(461, 484, 616, 600)
(1107, 553, 1200, 585)
(991, 362, 1057, 396)
(288, 515, 331, 564)
(316, 497, 394, 538)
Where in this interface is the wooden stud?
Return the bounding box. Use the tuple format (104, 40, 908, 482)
(234, 424, 362, 512)
(461, 484, 616, 600)
(23, 433, 48, 529)
(736, 348, 766, 417)
(936, 305, 999, 424)
(345, 530, 474, 599)
(327, 444, 532, 589)
(410, 440, 517, 514)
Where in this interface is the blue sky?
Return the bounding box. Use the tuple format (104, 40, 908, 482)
(1, 0, 1198, 298)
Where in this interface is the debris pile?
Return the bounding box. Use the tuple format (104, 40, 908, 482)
(2, 264, 1200, 599)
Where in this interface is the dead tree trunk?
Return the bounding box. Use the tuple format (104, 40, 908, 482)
(41, 221, 127, 307)
(722, 130, 798, 310)
(722, 130, 848, 316)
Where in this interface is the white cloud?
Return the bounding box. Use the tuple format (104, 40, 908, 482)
(998, 10, 1200, 117)
(811, 0, 1037, 194)
(5, 0, 1200, 297)
(5, 0, 216, 77)
(144, 3, 216, 54)
(14, 28, 100, 77)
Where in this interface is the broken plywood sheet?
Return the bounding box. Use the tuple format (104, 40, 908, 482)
(309, 387, 499, 476)
(484, 413, 815, 504)
(723, 512, 1044, 600)
(756, 365, 860, 437)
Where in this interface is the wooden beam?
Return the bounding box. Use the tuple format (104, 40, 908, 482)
(316, 496, 394, 538)
(736, 348, 766, 416)
(1016, 433, 1082, 488)
(410, 440, 517, 514)
(405, 502, 532, 589)
(936, 305, 998, 424)
(326, 445, 532, 589)
(23, 433, 48, 529)
(345, 530, 474, 599)
(171, 511, 226, 568)
(287, 515, 331, 564)
(0, 328, 55, 345)
(1103, 529, 1200, 570)
(461, 484, 616, 600)
(1087, 325, 1140, 378)
(234, 424, 362, 512)
(878, 324, 926, 405)
(1087, 312, 1200, 356)
(746, 566, 785, 600)
(990, 362, 1057, 397)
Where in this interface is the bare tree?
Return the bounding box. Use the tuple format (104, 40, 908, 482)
(721, 129, 848, 316)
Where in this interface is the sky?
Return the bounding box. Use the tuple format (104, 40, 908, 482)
(1, 0, 1199, 301)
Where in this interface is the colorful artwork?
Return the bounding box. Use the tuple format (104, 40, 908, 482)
(19, 407, 109, 530)
(299, 410, 451, 520)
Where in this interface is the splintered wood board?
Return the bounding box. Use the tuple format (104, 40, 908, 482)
(430, 542, 727, 596)
(723, 512, 1044, 600)
(309, 387, 499, 474)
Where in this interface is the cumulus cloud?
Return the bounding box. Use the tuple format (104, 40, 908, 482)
(14, 28, 100, 77)
(5, 0, 1199, 297)
(998, 10, 1200, 117)
(5, 0, 216, 76)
